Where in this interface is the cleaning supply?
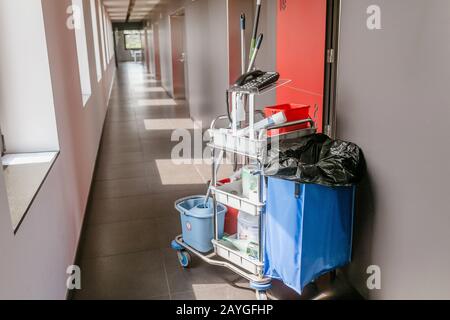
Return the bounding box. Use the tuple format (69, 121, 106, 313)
(237, 211, 259, 243)
(224, 207, 239, 235)
(242, 165, 259, 198)
(218, 177, 241, 235)
(236, 111, 287, 137)
(222, 235, 259, 260)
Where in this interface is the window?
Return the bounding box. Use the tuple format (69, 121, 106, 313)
(71, 0, 92, 106)
(102, 5, 110, 63)
(124, 30, 143, 50)
(90, 0, 102, 81)
(98, 1, 107, 70)
(108, 19, 115, 61)
(0, 0, 60, 233)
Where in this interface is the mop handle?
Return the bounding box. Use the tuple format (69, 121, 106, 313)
(203, 150, 224, 207)
(247, 34, 263, 73)
(241, 13, 246, 74)
(250, 0, 262, 59)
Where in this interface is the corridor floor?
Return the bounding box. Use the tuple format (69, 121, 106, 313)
(73, 62, 361, 300)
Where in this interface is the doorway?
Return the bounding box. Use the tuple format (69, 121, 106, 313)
(276, 0, 340, 135)
(146, 28, 156, 76)
(170, 9, 188, 100)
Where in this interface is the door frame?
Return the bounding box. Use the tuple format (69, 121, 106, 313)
(169, 8, 189, 101)
(322, 0, 341, 138)
(146, 27, 156, 75)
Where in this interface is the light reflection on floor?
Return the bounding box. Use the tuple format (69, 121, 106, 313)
(134, 86, 166, 93)
(138, 99, 184, 107)
(143, 118, 201, 131)
(154, 159, 233, 186)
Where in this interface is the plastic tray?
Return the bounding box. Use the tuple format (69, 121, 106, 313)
(212, 180, 263, 216)
(209, 129, 267, 160)
(212, 239, 263, 276)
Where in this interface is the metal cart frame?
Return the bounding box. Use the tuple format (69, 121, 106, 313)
(172, 82, 316, 300)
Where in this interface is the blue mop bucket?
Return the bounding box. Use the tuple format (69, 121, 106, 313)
(175, 196, 227, 253)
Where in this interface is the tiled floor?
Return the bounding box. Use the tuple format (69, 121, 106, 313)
(73, 62, 362, 301)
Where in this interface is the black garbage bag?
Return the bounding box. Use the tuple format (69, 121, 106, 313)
(265, 134, 364, 187)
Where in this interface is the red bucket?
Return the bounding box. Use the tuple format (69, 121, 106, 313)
(264, 104, 311, 136)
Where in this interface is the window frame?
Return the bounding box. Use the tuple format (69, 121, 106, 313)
(72, 0, 92, 106)
(124, 33, 143, 50)
(90, 0, 102, 82)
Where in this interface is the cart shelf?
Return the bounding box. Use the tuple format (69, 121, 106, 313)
(209, 124, 316, 162)
(212, 239, 264, 276)
(208, 129, 267, 161)
(212, 180, 264, 216)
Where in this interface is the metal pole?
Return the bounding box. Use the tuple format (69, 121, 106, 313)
(240, 13, 246, 74)
(231, 92, 238, 135)
(247, 34, 263, 73)
(249, 0, 262, 60)
(211, 147, 219, 241)
(258, 161, 264, 264)
(249, 94, 255, 140)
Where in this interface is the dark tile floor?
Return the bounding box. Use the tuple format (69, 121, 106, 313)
(73, 62, 362, 300)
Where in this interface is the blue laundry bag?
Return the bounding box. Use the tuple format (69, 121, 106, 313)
(264, 177, 355, 294)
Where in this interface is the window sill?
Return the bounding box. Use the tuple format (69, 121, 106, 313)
(2, 151, 59, 233)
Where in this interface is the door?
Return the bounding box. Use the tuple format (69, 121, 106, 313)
(276, 0, 329, 132)
(145, 29, 156, 75)
(0, 125, 5, 156)
(170, 11, 187, 99)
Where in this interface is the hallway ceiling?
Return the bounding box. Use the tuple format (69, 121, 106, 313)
(103, 0, 160, 22)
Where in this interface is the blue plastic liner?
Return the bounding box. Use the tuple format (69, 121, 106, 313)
(264, 177, 355, 294)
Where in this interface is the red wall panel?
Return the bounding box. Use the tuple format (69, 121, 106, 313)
(276, 0, 327, 131)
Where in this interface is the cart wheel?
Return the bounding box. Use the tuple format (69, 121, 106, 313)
(177, 251, 192, 268)
(171, 240, 184, 251)
(256, 291, 268, 301)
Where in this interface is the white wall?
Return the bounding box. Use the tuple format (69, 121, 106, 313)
(0, 0, 116, 299)
(337, 0, 450, 299)
(185, 0, 229, 124)
(0, 1, 59, 153)
(152, 0, 229, 113)
(149, 0, 276, 126)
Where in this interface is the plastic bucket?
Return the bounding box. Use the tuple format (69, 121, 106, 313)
(264, 104, 311, 136)
(218, 178, 239, 236)
(176, 196, 227, 253)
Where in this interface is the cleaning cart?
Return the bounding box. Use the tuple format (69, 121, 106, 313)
(171, 79, 317, 300)
(170, 0, 360, 300)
